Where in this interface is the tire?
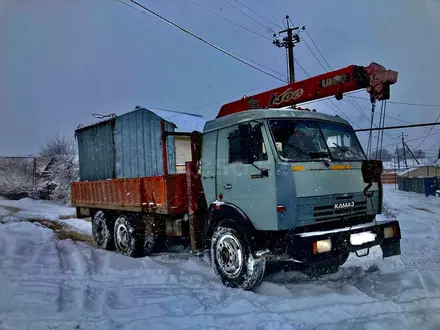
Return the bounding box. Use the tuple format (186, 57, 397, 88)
(92, 211, 115, 250)
(143, 216, 165, 256)
(143, 233, 165, 256)
(114, 215, 145, 258)
(210, 221, 266, 290)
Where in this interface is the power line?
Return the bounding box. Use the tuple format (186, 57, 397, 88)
(292, 35, 385, 132)
(118, 0, 286, 82)
(298, 90, 361, 106)
(354, 121, 440, 132)
(229, 0, 283, 29)
(301, 36, 328, 72)
(167, 85, 265, 119)
(412, 113, 440, 150)
(343, 97, 397, 140)
(136, 106, 204, 117)
(431, 139, 440, 148)
(290, 57, 357, 125)
(223, 0, 276, 34)
(293, 58, 310, 79)
(299, 27, 397, 141)
(349, 95, 440, 107)
(185, 0, 272, 41)
(374, 130, 440, 151)
(353, 103, 440, 134)
(303, 29, 332, 70)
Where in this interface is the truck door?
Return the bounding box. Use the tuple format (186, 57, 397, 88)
(216, 123, 277, 230)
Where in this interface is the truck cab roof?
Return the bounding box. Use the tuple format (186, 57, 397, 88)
(203, 109, 351, 133)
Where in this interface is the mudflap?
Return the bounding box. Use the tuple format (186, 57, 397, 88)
(381, 238, 401, 258)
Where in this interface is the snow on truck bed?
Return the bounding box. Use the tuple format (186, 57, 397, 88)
(1, 187, 440, 330)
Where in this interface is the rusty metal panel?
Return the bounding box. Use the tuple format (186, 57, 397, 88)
(76, 120, 115, 181)
(71, 174, 188, 215)
(114, 110, 176, 179)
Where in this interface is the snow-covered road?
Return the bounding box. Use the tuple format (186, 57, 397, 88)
(1, 186, 440, 330)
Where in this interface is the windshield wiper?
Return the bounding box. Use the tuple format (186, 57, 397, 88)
(333, 143, 363, 160)
(309, 152, 331, 167)
(285, 142, 331, 167)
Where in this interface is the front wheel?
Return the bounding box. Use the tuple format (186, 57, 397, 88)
(211, 222, 266, 290)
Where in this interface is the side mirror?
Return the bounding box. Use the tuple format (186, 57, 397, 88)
(361, 160, 383, 183)
(238, 123, 255, 164)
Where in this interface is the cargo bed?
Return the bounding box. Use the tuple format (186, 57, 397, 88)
(71, 174, 189, 215)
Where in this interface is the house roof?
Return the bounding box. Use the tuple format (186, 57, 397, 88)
(36, 157, 53, 174)
(75, 107, 207, 134)
(142, 108, 207, 132)
(397, 168, 418, 176)
(397, 164, 440, 176)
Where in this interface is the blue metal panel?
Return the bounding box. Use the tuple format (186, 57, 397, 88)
(114, 110, 176, 179)
(424, 177, 436, 196)
(76, 120, 115, 181)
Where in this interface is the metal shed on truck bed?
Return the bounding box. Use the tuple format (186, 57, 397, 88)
(71, 107, 206, 218)
(75, 109, 177, 181)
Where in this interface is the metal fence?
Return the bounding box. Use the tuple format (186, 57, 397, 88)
(398, 176, 440, 196)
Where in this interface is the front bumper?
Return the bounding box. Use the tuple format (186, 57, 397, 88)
(284, 220, 401, 265)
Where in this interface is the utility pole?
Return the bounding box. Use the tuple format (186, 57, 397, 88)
(404, 141, 420, 165)
(401, 132, 408, 168)
(396, 145, 400, 170)
(273, 16, 303, 83)
(33, 157, 37, 199)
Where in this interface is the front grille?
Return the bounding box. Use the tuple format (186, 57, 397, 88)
(313, 200, 367, 222)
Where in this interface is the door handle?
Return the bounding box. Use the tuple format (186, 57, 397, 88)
(223, 183, 232, 189)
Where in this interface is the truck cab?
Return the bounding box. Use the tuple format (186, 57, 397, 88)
(202, 109, 401, 289)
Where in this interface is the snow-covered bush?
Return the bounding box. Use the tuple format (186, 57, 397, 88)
(40, 134, 79, 202)
(0, 158, 34, 199)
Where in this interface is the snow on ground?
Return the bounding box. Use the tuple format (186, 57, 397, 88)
(0, 198, 76, 221)
(1, 187, 440, 329)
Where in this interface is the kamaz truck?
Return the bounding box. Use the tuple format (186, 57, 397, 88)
(71, 62, 402, 290)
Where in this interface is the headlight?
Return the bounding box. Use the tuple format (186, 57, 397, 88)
(313, 239, 332, 254)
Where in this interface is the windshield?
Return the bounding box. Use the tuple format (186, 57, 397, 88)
(268, 119, 365, 162)
(319, 121, 366, 161)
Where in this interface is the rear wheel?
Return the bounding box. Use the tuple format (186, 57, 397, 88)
(211, 221, 266, 290)
(92, 211, 115, 250)
(143, 215, 165, 256)
(114, 215, 145, 258)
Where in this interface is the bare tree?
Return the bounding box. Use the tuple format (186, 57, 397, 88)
(40, 133, 76, 157)
(39, 134, 79, 201)
(413, 149, 426, 160)
(371, 148, 393, 162)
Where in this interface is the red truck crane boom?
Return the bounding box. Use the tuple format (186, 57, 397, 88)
(217, 62, 398, 118)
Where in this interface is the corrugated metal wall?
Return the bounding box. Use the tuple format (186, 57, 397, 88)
(76, 120, 115, 181)
(114, 110, 176, 178)
(76, 109, 176, 181)
(398, 176, 439, 196)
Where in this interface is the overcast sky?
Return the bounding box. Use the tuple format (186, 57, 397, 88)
(1, 0, 440, 158)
